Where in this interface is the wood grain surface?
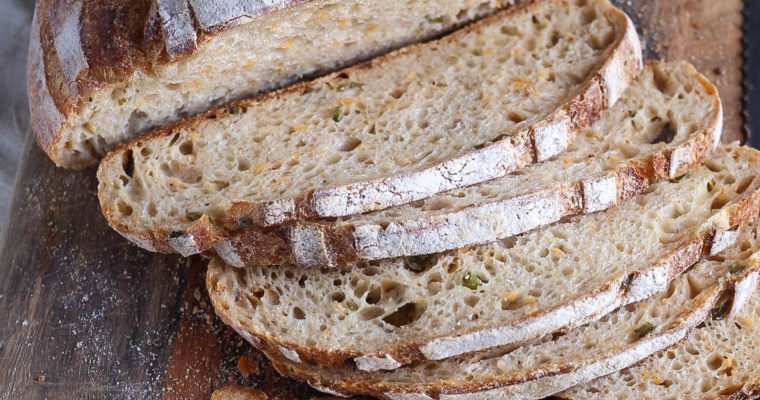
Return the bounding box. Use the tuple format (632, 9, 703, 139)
(0, 1, 747, 399)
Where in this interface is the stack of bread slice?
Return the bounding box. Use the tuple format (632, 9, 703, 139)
(29, 0, 760, 398)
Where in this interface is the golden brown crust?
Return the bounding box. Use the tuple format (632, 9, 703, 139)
(27, 5, 64, 157)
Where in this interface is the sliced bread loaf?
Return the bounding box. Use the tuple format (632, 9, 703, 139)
(97, 0, 642, 253)
(264, 229, 760, 399)
(207, 145, 760, 373)
(29, 0, 515, 168)
(212, 60, 721, 266)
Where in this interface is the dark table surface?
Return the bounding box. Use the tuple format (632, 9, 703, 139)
(0, 0, 756, 399)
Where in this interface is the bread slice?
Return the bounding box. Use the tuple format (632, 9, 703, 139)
(28, 0, 516, 168)
(263, 230, 760, 399)
(207, 145, 760, 373)
(97, 0, 642, 253)
(557, 269, 760, 400)
(213, 60, 721, 267)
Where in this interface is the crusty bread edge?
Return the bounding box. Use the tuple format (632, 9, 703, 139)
(27, 3, 69, 167)
(97, 0, 643, 255)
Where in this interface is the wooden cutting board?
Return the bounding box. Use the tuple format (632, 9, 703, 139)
(0, 1, 746, 399)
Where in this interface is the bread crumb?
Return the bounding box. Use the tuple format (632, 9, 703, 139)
(237, 355, 259, 377)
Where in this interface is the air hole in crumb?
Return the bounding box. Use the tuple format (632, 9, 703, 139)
(501, 25, 519, 36)
(736, 176, 754, 194)
(652, 67, 672, 93)
(706, 353, 723, 370)
(650, 121, 676, 144)
(213, 181, 230, 190)
(360, 306, 384, 320)
(331, 292, 345, 302)
(464, 295, 480, 307)
(238, 160, 251, 171)
(122, 150, 134, 178)
(338, 137, 362, 152)
(264, 290, 280, 305)
(550, 32, 560, 47)
(366, 285, 381, 304)
(382, 302, 427, 327)
(711, 193, 731, 210)
(168, 133, 180, 147)
(293, 307, 305, 320)
(389, 88, 405, 99)
(508, 111, 525, 123)
(117, 201, 133, 216)
(179, 141, 194, 155)
(327, 154, 341, 165)
(140, 147, 152, 157)
(353, 280, 369, 298)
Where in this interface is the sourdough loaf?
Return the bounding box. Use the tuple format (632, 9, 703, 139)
(267, 236, 760, 399)
(29, 0, 514, 168)
(97, 0, 641, 254)
(207, 145, 760, 373)
(213, 61, 721, 267)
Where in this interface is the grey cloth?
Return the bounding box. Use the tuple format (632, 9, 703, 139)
(0, 0, 34, 228)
